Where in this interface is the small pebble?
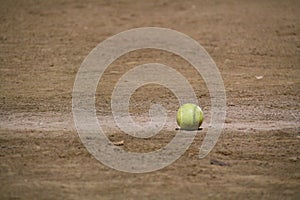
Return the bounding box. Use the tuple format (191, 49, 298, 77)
(210, 159, 230, 166)
(288, 157, 297, 162)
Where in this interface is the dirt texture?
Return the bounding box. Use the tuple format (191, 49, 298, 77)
(0, 0, 300, 199)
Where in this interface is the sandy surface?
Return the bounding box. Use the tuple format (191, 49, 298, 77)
(0, 0, 300, 199)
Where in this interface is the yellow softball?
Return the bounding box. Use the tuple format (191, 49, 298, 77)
(176, 103, 203, 130)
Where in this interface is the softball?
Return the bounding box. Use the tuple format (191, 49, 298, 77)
(176, 103, 203, 130)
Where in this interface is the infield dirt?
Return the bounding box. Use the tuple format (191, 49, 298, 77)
(0, 0, 299, 199)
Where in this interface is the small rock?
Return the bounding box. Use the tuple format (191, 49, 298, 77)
(288, 157, 298, 162)
(210, 159, 229, 166)
(112, 140, 124, 146)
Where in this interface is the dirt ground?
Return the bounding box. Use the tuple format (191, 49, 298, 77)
(0, 0, 300, 199)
